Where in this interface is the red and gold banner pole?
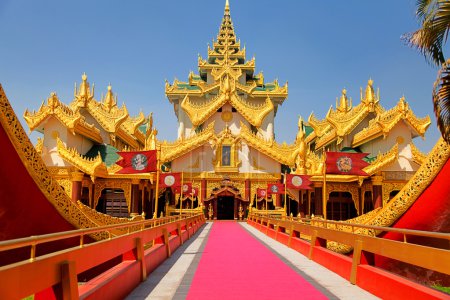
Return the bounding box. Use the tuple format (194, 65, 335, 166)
(284, 172, 287, 216)
(265, 188, 268, 215)
(180, 172, 184, 217)
(153, 145, 161, 219)
(322, 148, 327, 220)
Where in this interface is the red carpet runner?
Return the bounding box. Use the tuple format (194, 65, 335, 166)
(186, 222, 327, 299)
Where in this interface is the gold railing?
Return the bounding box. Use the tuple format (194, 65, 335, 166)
(248, 213, 450, 285)
(0, 214, 205, 299)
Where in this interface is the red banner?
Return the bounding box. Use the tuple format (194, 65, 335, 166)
(116, 150, 157, 174)
(325, 152, 369, 176)
(267, 183, 285, 194)
(256, 188, 268, 198)
(159, 173, 181, 188)
(285, 174, 312, 190)
(173, 183, 192, 194)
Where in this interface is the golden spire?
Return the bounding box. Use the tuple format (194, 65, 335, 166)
(362, 78, 376, 103)
(336, 88, 352, 113)
(74, 73, 94, 107)
(102, 84, 117, 111)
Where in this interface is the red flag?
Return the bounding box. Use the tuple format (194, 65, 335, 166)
(326, 152, 369, 176)
(285, 174, 312, 190)
(159, 173, 181, 188)
(173, 183, 192, 194)
(267, 183, 285, 194)
(116, 150, 157, 174)
(256, 188, 268, 198)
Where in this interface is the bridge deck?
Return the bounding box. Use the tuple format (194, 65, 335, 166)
(127, 221, 378, 300)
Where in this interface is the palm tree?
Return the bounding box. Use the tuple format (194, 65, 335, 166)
(404, 0, 450, 143)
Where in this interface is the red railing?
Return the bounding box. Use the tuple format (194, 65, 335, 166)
(0, 214, 205, 300)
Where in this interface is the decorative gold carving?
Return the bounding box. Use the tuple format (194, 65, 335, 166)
(0, 84, 103, 235)
(35, 137, 43, 154)
(410, 142, 427, 165)
(56, 138, 107, 178)
(211, 126, 241, 172)
(382, 182, 405, 206)
(363, 143, 398, 175)
(93, 179, 132, 212)
(57, 178, 72, 197)
(353, 96, 430, 147)
(221, 110, 233, 122)
(240, 122, 300, 166)
(328, 138, 450, 253)
(166, 2, 286, 129)
(159, 122, 215, 162)
(77, 201, 143, 235)
(325, 183, 360, 213)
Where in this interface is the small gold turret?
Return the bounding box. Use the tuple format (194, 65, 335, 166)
(102, 84, 117, 112)
(47, 92, 60, 110)
(336, 88, 352, 113)
(74, 73, 94, 108)
(295, 115, 307, 174)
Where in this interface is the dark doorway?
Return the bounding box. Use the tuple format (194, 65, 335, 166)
(217, 196, 235, 220)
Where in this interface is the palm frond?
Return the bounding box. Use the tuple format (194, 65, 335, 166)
(403, 0, 450, 66)
(432, 59, 450, 143)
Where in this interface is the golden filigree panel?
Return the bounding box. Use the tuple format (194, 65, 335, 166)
(0, 84, 105, 237)
(93, 179, 132, 212)
(382, 182, 405, 206)
(325, 183, 360, 213)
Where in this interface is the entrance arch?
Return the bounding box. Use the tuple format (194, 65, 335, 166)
(204, 178, 247, 220)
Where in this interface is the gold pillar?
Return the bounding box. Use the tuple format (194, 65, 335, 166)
(130, 178, 141, 216)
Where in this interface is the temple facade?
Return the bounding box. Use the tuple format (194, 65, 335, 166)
(23, 1, 430, 221)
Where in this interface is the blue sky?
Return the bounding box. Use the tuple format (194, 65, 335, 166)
(0, 0, 440, 152)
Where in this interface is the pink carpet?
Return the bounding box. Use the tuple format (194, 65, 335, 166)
(186, 222, 328, 299)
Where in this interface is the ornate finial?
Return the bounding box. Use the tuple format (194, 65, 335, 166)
(398, 96, 408, 112)
(102, 83, 116, 111)
(74, 73, 94, 106)
(297, 115, 303, 129)
(363, 78, 375, 103)
(338, 88, 349, 112)
(225, 0, 230, 10)
(47, 92, 59, 109)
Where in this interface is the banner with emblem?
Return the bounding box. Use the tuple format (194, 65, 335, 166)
(267, 183, 285, 194)
(285, 174, 312, 190)
(256, 188, 268, 198)
(115, 150, 157, 174)
(325, 152, 369, 176)
(159, 172, 181, 188)
(173, 182, 193, 194)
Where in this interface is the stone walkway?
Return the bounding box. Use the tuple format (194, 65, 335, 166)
(126, 221, 379, 300)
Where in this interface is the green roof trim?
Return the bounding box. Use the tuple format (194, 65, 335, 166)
(138, 124, 147, 134)
(304, 125, 313, 137)
(177, 83, 201, 91)
(84, 144, 120, 167)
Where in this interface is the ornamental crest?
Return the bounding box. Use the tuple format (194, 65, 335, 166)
(164, 175, 176, 186)
(291, 175, 303, 187)
(132, 154, 148, 171)
(270, 185, 279, 193)
(336, 156, 352, 172)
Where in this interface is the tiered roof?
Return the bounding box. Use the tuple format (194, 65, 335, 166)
(24, 73, 147, 150)
(165, 1, 287, 128)
(307, 79, 430, 149)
